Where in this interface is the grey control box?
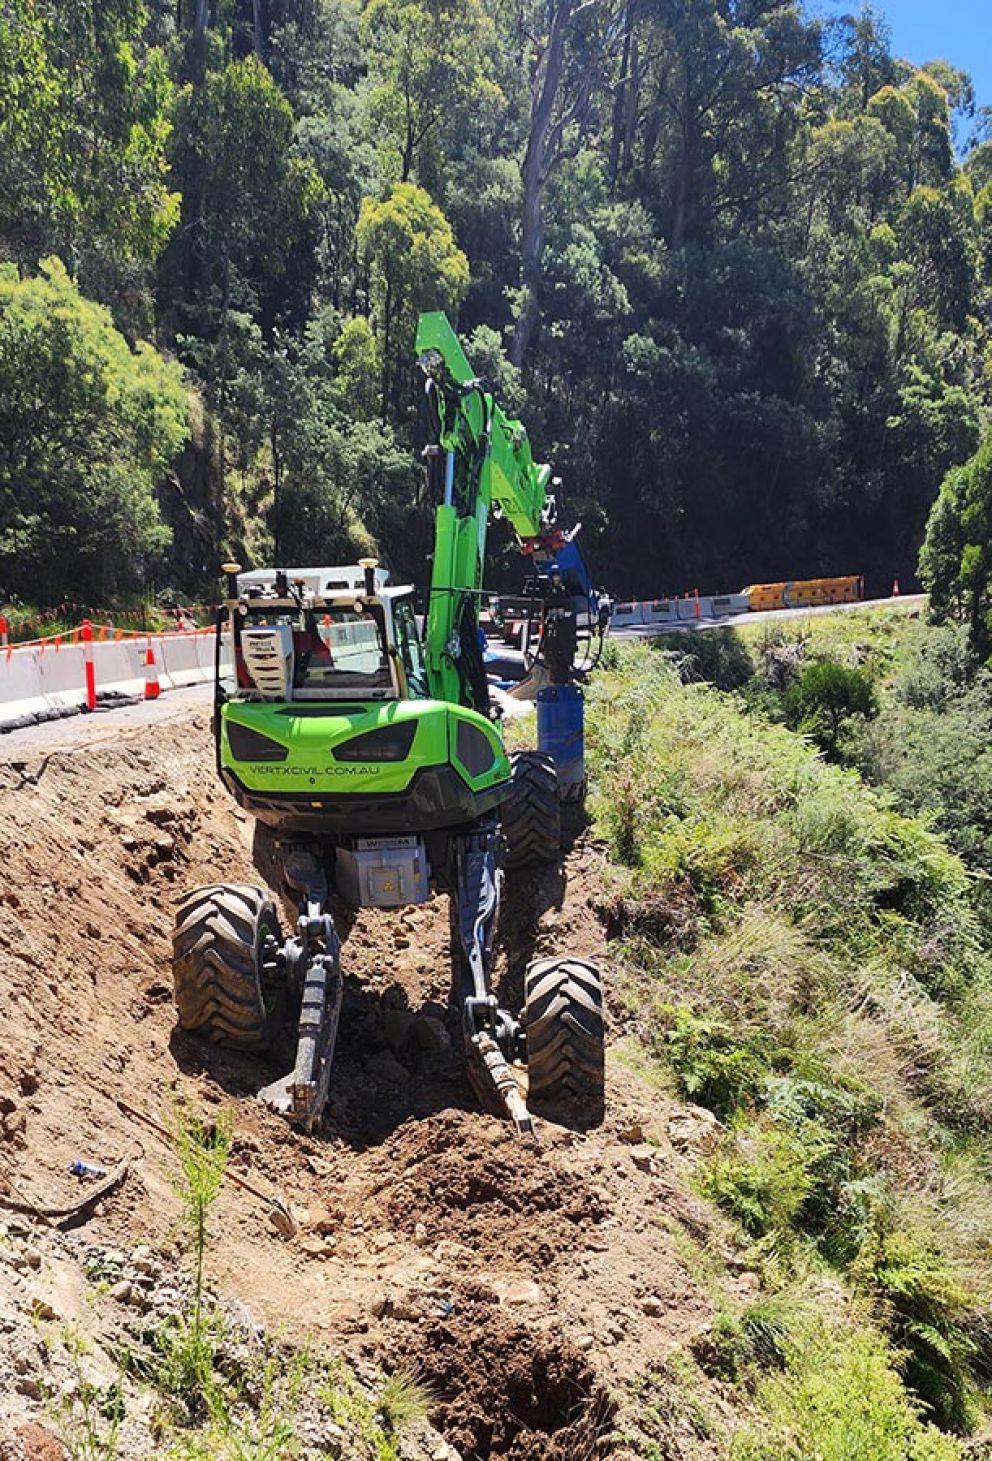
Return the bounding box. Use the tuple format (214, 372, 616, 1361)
(335, 836, 429, 909)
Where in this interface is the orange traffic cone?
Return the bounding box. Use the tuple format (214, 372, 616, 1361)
(892, 578, 901, 598)
(144, 642, 160, 700)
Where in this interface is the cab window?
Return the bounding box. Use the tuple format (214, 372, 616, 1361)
(394, 597, 428, 697)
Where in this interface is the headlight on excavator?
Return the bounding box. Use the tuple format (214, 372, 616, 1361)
(226, 720, 290, 762)
(332, 723, 417, 763)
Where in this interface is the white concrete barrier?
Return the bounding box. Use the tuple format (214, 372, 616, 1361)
(37, 642, 89, 710)
(612, 601, 646, 627)
(711, 593, 750, 617)
(0, 627, 216, 730)
(0, 647, 49, 726)
(97, 639, 148, 699)
(159, 630, 215, 688)
(643, 599, 678, 625)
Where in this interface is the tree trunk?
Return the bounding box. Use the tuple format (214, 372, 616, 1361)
(608, 6, 633, 186)
(512, 146, 545, 369)
(381, 276, 392, 422)
(252, 0, 265, 61)
(622, 30, 639, 174)
(671, 109, 699, 251)
(271, 421, 282, 561)
(510, 0, 573, 368)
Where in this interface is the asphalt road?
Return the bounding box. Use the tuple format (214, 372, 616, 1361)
(0, 682, 213, 761)
(613, 593, 925, 637)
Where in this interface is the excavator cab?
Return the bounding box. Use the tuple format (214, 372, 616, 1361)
(212, 560, 511, 839)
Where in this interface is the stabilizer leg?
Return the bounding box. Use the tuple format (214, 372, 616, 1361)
(258, 849, 342, 1131)
(451, 826, 533, 1135)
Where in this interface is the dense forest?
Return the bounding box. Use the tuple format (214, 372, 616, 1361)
(2, 0, 992, 603)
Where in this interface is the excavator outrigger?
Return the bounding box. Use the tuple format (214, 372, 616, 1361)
(172, 314, 606, 1134)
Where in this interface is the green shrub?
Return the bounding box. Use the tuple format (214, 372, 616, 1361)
(664, 1007, 773, 1118)
(652, 629, 756, 691)
(696, 1293, 799, 1380)
(855, 1231, 979, 1434)
(167, 1351, 306, 1460)
(702, 1124, 823, 1239)
(0, 259, 187, 602)
(762, 1076, 882, 1235)
(321, 1360, 428, 1461)
(587, 643, 992, 1439)
(731, 1328, 964, 1460)
(784, 659, 877, 758)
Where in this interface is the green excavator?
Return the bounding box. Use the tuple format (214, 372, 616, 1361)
(172, 313, 605, 1134)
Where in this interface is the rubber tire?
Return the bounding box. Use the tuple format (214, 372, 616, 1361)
(173, 883, 283, 1052)
(502, 751, 561, 871)
(524, 957, 605, 1104)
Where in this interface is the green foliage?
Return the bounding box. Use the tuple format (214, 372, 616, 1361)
(659, 631, 757, 693)
(167, 1350, 308, 1460)
(165, 1101, 232, 1415)
(375, 1367, 434, 1431)
(162, 56, 322, 339)
(856, 1231, 979, 1433)
(588, 644, 992, 1434)
(731, 1329, 964, 1460)
(360, 0, 501, 184)
(356, 182, 468, 414)
(320, 1361, 431, 1461)
(784, 660, 878, 757)
(920, 436, 992, 657)
(0, 258, 187, 601)
(48, 1331, 124, 1461)
(333, 316, 382, 420)
(854, 637, 992, 885)
(698, 1292, 801, 1380)
(703, 1125, 822, 1240)
(664, 1008, 772, 1119)
(1, 0, 990, 607)
(153, 1310, 230, 1424)
(0, 0, 179, 295)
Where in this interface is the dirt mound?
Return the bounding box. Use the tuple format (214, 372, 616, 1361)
(0, 710, 734, 1457)
(373, 1109, 608, 1252)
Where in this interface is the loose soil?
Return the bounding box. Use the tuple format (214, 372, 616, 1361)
(0, 708, 751, 1459)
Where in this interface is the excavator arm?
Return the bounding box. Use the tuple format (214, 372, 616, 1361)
(415, 311, 569, 709)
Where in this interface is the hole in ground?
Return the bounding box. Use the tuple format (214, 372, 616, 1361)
(385, 1300, 616, 1460)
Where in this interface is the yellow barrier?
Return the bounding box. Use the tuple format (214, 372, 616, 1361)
(743, 576, 863, 611)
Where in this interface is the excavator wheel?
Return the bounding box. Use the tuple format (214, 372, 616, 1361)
(173, 884, 284, 1052)
(502, 751, 561, 870)
(524, 956, 604, 1107)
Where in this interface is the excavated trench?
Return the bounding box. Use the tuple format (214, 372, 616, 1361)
(386, 1305, 615, 1460)
(0, 707, 723, 1459)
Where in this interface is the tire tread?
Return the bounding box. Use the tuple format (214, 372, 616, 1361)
(525, 956, 605, 1103)
(172, 884, 281, 1052)
(502, 751, 561, 870)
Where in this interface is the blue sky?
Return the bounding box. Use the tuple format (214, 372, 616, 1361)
(814, 0, 990, 117)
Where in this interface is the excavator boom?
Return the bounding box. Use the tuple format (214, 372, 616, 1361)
(415, 312, 572, 710)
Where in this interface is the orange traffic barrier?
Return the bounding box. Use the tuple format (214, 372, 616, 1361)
(144, 642, 161, 700)
(892, 578, 900, 597)
(82, 620, 96, 710)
